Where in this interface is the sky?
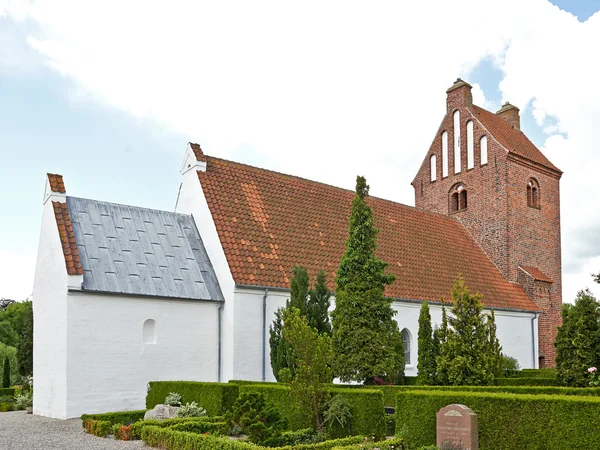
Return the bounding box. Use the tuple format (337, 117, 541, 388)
(0, 0, 599, 304)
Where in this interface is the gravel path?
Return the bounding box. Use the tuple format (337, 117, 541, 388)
(0, 411, 145, 450)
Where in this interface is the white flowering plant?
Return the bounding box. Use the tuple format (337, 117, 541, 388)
(588, 367, 599, 387)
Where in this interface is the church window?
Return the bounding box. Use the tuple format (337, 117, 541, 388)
(453, 111, 461, 173)
(480, 135, 488, 165)
(402, 328, 411, 365)
(449, 183, 468, 213)
(527, 178, 540, 209)
(430, 154, 437, 182)
(442, 131, 449, 177)
(467, 120, 474, 169)
(143, 319, 157, 344)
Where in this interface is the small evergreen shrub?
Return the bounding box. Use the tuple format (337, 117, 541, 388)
(85, 419, 112, 437)
(323, 395, 352, 437)
(165, 392, 182, 407)
(501, 354, 520, 377)
(262, 428, 327, 447)
(112, 424, 132, 440)
(176, 401, 207, 418)
(224, 392, 286, 444)
(80, 410, 147, 428)
(14, 391, 32, 409)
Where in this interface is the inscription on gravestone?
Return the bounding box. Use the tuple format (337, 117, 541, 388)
(436, 404, 478, 450)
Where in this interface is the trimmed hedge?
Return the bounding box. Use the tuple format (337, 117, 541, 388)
(239, 384, 385, 438)
(84, 419, 113, 437)
(81, 409, 146, 428)
(130, 416, 224, 440)
(391, 384, 600, 397)
(496, 377, 558, 386)
(147, 381, 239, 415)
(396, 389, 600, 449)
(0, 401, 13, 412)
(515, 368, 556, 378)
(142, 426, 368, 449)
(331, 437, 405, 450)
(0, 388, 15, 397)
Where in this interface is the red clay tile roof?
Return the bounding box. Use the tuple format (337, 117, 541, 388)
(472, 105, 561, 173)
(47, 173, 66, 193)
(197, 156, 539, 311)
(52, 201, 83, 275)
(190, 143, 206, 161)
(520, 266, 553, 283)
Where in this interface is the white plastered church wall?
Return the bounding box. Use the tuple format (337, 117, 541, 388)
(64, 292, 219, 418)
(32, 184, 70, 419)
(175, 143, 236, 381)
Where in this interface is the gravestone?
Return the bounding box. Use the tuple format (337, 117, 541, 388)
(436, 404, 478, 450)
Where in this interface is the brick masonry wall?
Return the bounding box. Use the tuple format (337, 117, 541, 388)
(413, 86, 562, 367)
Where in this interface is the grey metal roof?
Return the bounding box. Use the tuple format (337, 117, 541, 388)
(66, 196, 223, 301)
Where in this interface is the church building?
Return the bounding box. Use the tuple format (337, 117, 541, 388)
(32, 79, 562, 419)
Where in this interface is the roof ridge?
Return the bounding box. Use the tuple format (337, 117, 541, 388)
(203, 154, 458, 222)
(67, 196, 193, 219)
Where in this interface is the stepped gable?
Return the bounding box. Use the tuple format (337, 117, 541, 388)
(197, 156, 539, 311)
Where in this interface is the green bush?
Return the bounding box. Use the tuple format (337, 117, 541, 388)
(177, 401, 207, 418)
(224, 391, 286, 444)
(515, 368, 556, 379)
(81, 410, 146, 428)
(85, 419, 113, 437)
(385, 413, 396, 437)
(147, 381, 239, 415)
(0, 401, 13, 412)
(239, 385, 385, 438)
(396, 389, 600, 449)
(169, 420, 226, 434)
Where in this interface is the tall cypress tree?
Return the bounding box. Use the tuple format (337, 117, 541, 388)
(555, 289, 600, 387)
(436, 277, 496, 386)
(290, 266, 310, 316)
(417, 301, 436, 385)
(331, 176, 404, 383)
(2, 357, 10, 388)
(486, 310, 503, 380)
(307, 271, 332, 336)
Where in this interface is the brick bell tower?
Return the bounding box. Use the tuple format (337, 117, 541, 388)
(412, 79, 563, 368)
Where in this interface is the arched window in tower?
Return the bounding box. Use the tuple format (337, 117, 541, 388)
(480, 135, 488, 166)
(453, 111, 461, 174)
(442, 131, 449, 177)
(430, 154, 437, 182)
(143, 319, 157, 344)
(401, 328, 411, 365)
(527, 178, 540, 209)
(467, 120, 474, 169)
(449, 183, 467, 213)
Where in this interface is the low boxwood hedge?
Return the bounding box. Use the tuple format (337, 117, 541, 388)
(0, 388, 15, 397)
(239, 384, 385, 438)
(496, 377, 558, 386)
(146, 381, 239, 415)
(84, 419, 113, 437)
(515, 368, 556, 378)
(130, 416, 224, 440)
(81, 409, 147, 428)
(396, 389, 600, 449)
(142, 426, 371, 450)
(391, 384, 600, 397)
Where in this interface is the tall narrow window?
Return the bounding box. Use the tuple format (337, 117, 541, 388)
(401, 328, 411, 365)
(430, 154, 437, 182)
(454, 110, 461, 174)
(480, 135, 488, 166)
(527, 178, 540, 208)
(467, 120, 474, 169)
(442, 131, 449, 177)
(449, 183, 468, 213)
(143, 319, 157, 344)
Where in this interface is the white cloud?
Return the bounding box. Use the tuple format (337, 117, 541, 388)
(1, 0, 600, 301)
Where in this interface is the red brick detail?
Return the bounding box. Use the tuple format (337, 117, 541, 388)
(520, 266, 553, 283)
(47, 173, 66, 193)
(189, 142, 206, 161)
(413, 86, 563, 367)
(52, 201, 83, 275)
(197, 156, 538, 311)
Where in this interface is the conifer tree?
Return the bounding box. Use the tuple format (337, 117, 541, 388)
(290, 266, 310, 316)
(307, 271, 332, 336)
(417, 301, 436, 385)
(555, 289, 600, 387)
(331, 176, 404, 383)
(2, 356, 9, 388)
(436, 277, 497, 386)
(486, 310, 503, 380)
